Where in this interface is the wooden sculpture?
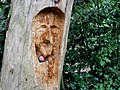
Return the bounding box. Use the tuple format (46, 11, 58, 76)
(32, 8, 64, 89)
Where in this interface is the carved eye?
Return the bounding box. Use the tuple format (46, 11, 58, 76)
(51, 25, 59, 34)
(36, 25, 47, 32)
(51, 25, 58, 29)
(36, 25, 47, 33)
(40, 25, 47, 28)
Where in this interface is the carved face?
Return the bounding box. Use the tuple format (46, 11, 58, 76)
(32, 8, 65, 88)
(33, 12, 62, 58)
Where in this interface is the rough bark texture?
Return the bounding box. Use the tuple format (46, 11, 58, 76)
(0, 0, 74, 90)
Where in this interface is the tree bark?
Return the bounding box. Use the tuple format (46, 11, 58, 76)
(1, 0, 74, 90)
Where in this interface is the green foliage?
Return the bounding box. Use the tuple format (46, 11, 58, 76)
(0, 0, 120, 89)
(0, 0, 10, 70)
(63, 0, 120, 89)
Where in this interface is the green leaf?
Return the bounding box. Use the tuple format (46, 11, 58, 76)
(109, 78, 113, 85)
(103, 57, 110, 63)
(104, 75, 109, 80)
(100, 60, 105, 66)
(100, 83, 104, 90)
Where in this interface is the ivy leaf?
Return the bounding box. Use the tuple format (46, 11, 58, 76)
(103, 57, 111, 63)
(100, 83, 104, 90)
(100, 60, 105, 66)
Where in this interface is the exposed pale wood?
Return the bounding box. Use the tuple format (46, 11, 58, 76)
(1, 0, 74, 90)
(32, 8, 64, 90)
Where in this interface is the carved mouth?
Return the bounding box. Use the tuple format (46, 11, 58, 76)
(35, 43, 53, 63)
(38, 55, 50, 62)
(38, 55, 45, 62)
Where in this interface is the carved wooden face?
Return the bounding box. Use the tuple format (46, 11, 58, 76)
(32, 8, 65, 88)
(33, 11, 63, 59)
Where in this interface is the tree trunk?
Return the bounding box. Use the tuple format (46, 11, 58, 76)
(1, 0, 74, 90)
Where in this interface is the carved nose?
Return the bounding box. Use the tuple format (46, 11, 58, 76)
(47, 30, 53, 44)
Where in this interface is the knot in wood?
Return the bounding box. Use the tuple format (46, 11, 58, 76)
(54, 0, 60, 3)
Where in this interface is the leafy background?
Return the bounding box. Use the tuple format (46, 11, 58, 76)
(0, 0, 120, 90)
(63, 0, 120, 90)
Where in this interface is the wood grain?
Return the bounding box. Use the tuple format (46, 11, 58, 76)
(32, 8, 64, 89)
(1, 0, 74, 90)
